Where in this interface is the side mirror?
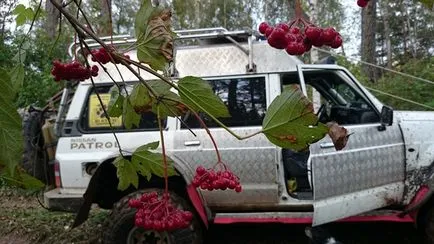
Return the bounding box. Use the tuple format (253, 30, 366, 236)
(378, 105, 393, 131)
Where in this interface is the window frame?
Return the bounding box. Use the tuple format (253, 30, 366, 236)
(77, 82, 168, 134)
(178, 74, 268, 130)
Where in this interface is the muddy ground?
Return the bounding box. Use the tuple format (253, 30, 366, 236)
(0, 186, 424, 244)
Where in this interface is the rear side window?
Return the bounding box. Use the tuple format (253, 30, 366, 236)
(79, 84, 164, 133)
(181, 76, 267, 128)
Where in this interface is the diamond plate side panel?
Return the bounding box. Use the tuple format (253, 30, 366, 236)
(175, 42, 302, 77)
(172, 127, 279, 205)
(311, 124, 405, 200)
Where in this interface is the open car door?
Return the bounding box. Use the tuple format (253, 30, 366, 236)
(295, 64, 406, 226)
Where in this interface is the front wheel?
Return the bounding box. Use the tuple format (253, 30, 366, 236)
(102, 188, 203, 244)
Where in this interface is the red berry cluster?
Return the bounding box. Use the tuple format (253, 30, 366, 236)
(192, 166, 242, 192)
(51, 60, 98, 81)
(357, 0, 370, 7)
(258, 20, 343, 56)
(129, 192, 193, 232)
(91, 47, 130, 64)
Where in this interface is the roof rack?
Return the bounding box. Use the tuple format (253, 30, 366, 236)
(67, 27, 257, 72)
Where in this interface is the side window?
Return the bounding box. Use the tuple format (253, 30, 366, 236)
(80, 84, 164, 133)
(281, 71, 380, 125)
(181, 77, 267, 128)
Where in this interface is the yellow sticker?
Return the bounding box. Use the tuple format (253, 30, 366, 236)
(88, 94, 123, 128)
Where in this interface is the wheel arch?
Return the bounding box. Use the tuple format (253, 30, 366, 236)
(88, 155, 209, 227)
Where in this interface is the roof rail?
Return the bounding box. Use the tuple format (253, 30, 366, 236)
(68, 27, 253, 58)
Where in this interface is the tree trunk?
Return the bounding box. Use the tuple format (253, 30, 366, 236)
(98, 0, 112, 36)
(361, 0, 377, 82)
(45, 0, 60, 39)
(381, 1, 392, 69)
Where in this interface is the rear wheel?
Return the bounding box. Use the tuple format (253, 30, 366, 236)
(102, 188, 203, 244)
(21, 109, 47, 183)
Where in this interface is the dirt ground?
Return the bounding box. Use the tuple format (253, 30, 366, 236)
(0, 186, 425, 244)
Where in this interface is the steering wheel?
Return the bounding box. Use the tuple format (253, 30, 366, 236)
(316, 104, 330, 123)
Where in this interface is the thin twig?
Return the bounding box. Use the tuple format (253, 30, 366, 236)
(18, 0, 43, 63)
(78, 38, 124, 157)
(157, 107, 169, 195)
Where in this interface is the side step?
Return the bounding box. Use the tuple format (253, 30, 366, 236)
(213, 210, 414, 225)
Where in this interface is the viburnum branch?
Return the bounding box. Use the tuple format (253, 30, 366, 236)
(189, 109, 222, 163)
(157, 106, 169, 195)
(157, 98, 197, 137)
(73, 0, 96, 34)
(80, 39, 129, 97)
(49, 0, 260, 142)
(78, 38, 124, 158)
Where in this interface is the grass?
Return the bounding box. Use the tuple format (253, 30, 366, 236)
(0, 185, 109, 244)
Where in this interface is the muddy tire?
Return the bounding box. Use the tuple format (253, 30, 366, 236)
(21, 109, 47, 183)
(102, 188, 203, 244)
(424, 207, 434, 244)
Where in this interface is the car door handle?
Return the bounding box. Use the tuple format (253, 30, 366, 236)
(184, 140, 201, 146)
(320, 142, 335, 149)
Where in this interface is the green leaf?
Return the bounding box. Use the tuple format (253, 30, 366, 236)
(13, 49, 27, 64)
(0, 69, 22, 176)
(131, 141, 177, 180)
(24, 8, 34, 20)
(123, 97, 141, 129)
(107, 86, 124, 117)
(130, 83, 151, 108)
(262, 85, 329, 151)
(16, 13, 27, 27)
(12, 4, 26, 15)
(152, 91, 184, 118)
(135, 0, 174, 71)
(148, 79, 172, 95)
(114, 156, 138, 191)
(0, 69, 15, 100)
(9, 63, 25, 93)
(178, 76, 230, 118)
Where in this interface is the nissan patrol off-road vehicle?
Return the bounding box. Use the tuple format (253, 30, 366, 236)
(27, 27, 433, 243)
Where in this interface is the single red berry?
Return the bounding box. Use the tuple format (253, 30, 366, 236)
(330, 35, 343, 48)
(305, 26, 322, 42)
(357, 0, 369, 7)
(196, 166, 207, 176)
(268, 27, 287, 49)
(235, 185, 242, 193)
(258, 22, 270, 34)
(322, 27, 338, 43)
(276, 23, 289, 32)
(285, 42, 299, 55)
(289, 27, 300, 34)
(265, 27, 274, 38)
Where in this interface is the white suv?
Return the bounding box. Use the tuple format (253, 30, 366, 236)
(43, 30, 434, 244)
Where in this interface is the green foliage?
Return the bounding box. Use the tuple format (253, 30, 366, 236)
(114, 156, 139, 191)
(9, 63, 25, 92)
(418, 0, 434, 8)
(12, 4, 36, 27)
(135, 0, 176, 71)
(107, 86, 124, 117)
(337, 56, 434, 111)
(123, 97, 141, 129)
(131, 141, 177, 181)
(130, 83, 151, 107)
(0, 68, 23, 176)
(262, 85, 329, 151)
(178, 76, 230, 118)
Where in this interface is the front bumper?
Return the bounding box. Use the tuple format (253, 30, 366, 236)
(44, 188, 84, 212)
